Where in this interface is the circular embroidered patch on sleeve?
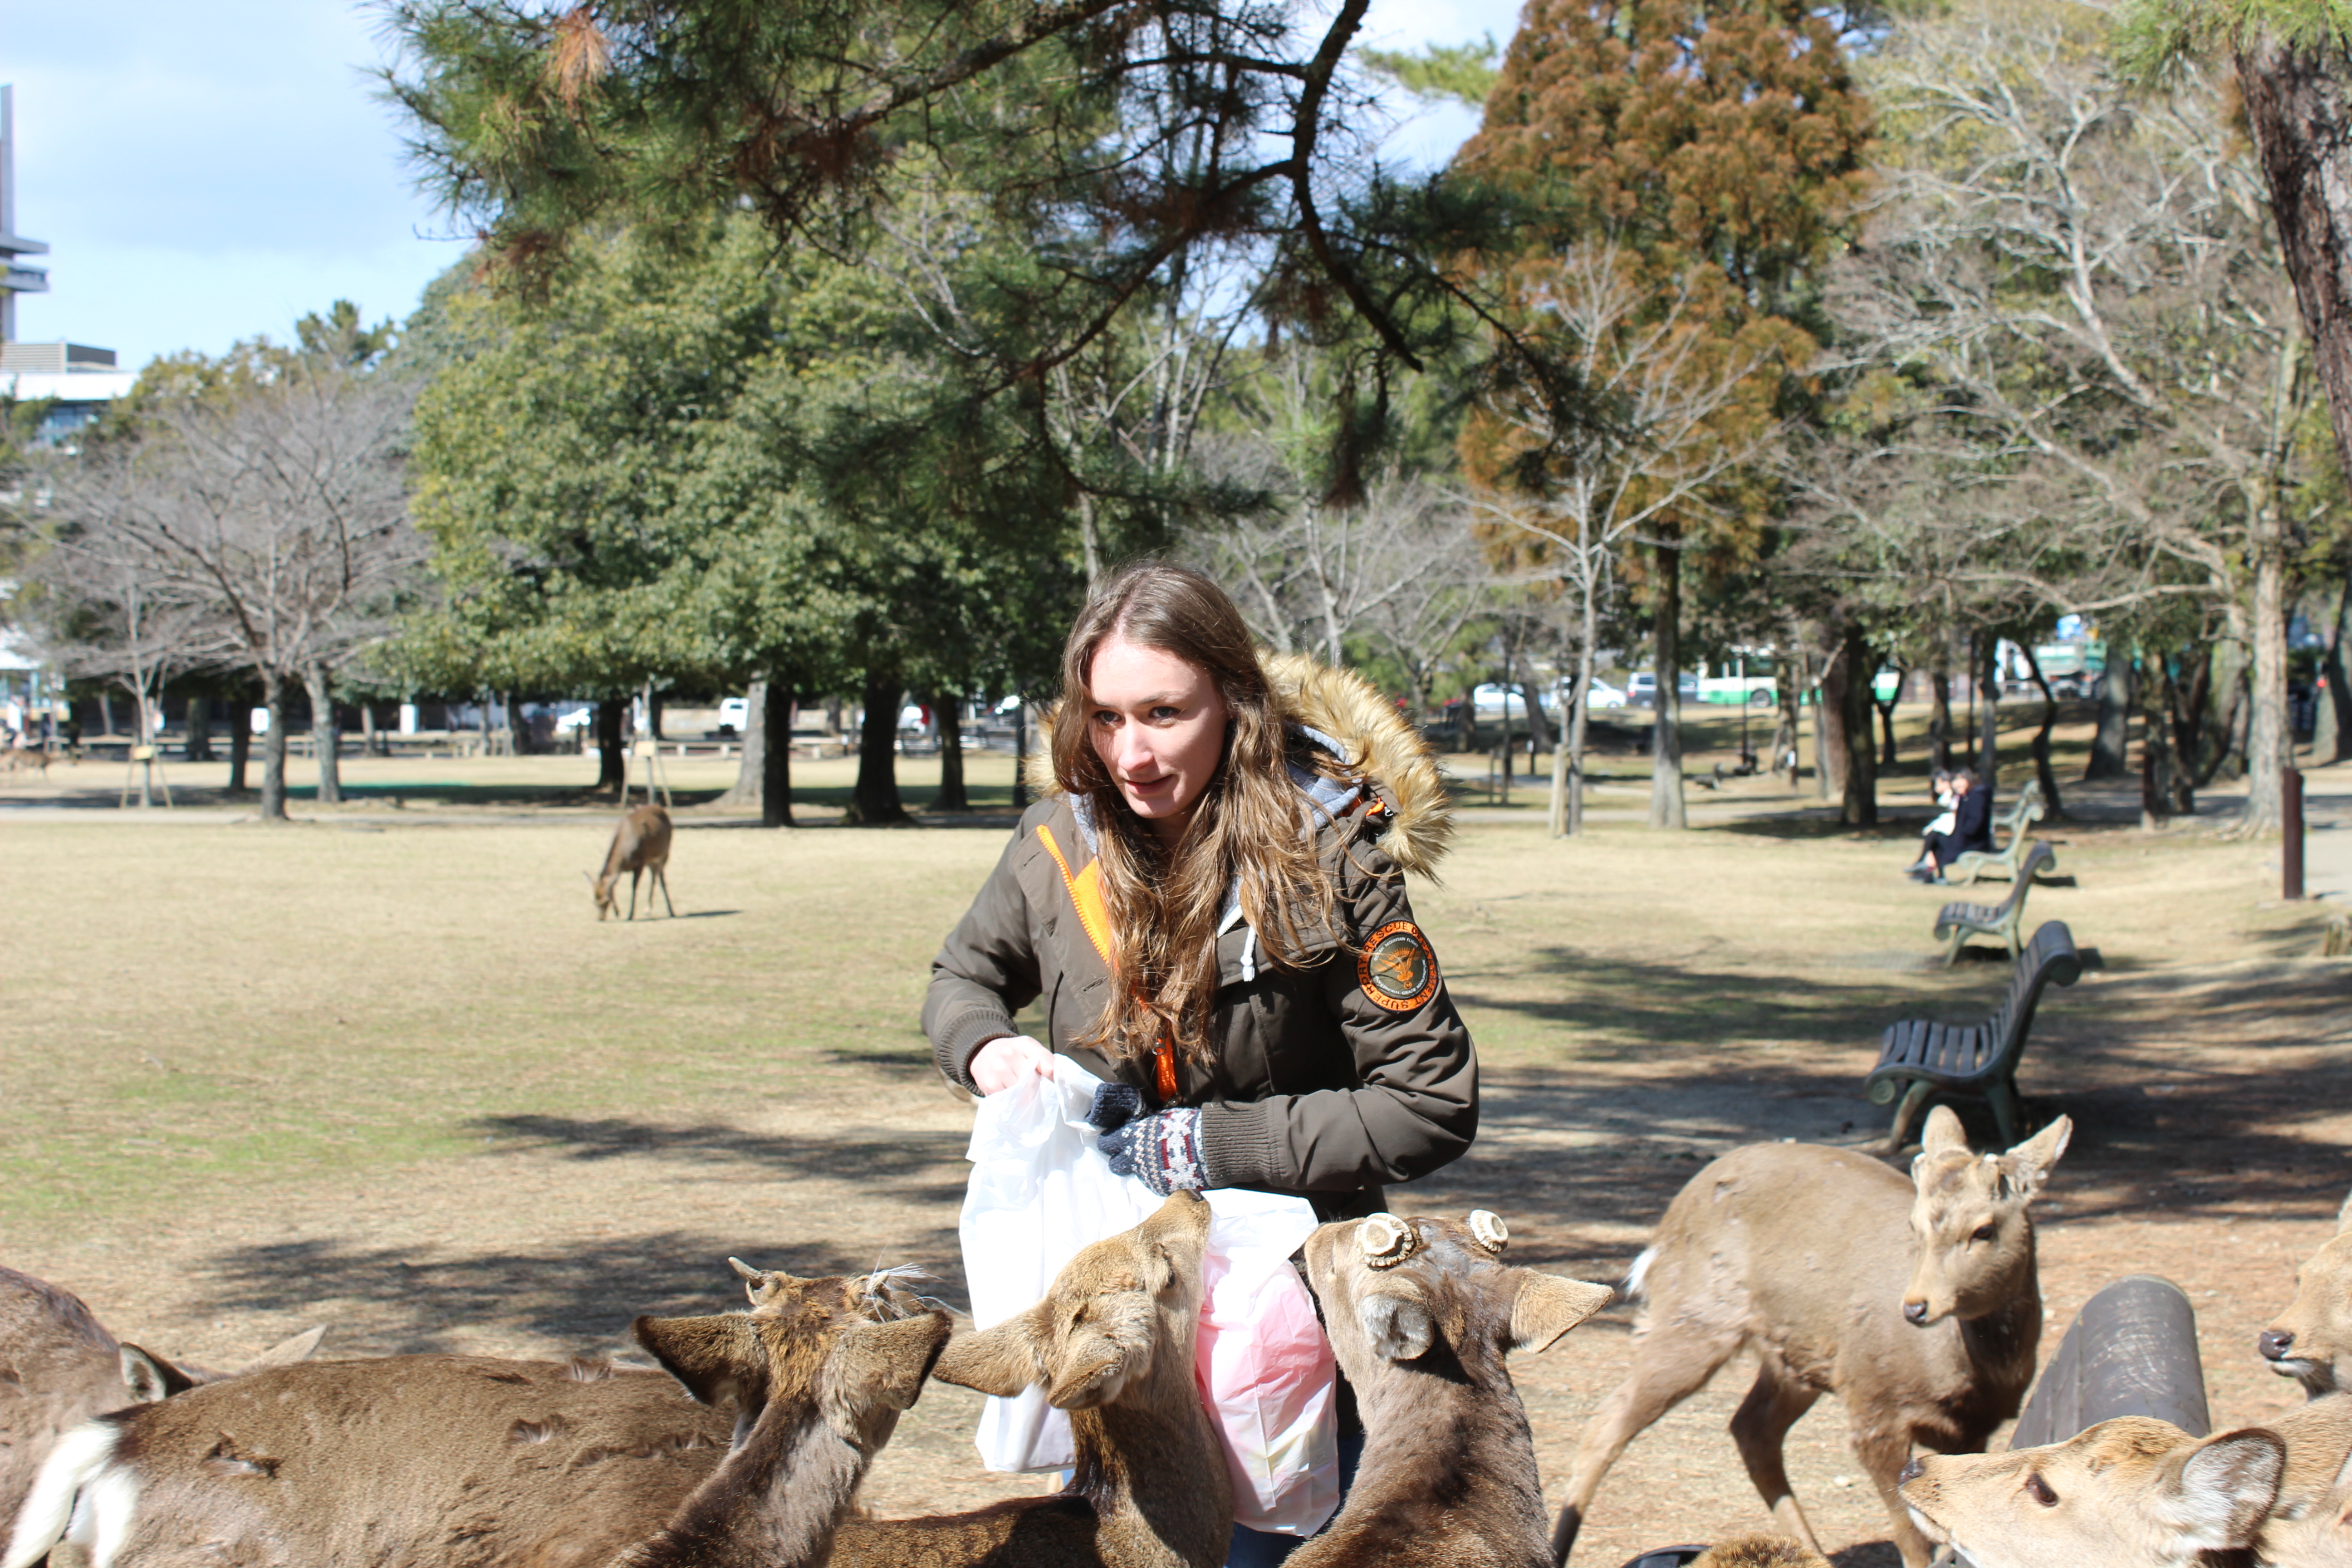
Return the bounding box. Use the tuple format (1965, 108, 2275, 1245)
(1358, 921, 1440, 1012)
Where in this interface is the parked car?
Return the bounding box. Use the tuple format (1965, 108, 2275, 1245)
(551, 705, 596, 734)
(716, 696, 750, 734)
(1575, 678, 1628, 709)
(1625, 671, 1699, 708)
(1472, 682, 1541, 718)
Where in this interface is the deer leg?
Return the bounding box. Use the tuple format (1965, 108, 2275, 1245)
(1876, 1079, 1933, 1155)
(628, 867, 642, 920)
(1551, 1319, 1743, 1563)
(1728, 1361, 1828, 1555)
(657, 866, 675, 917)
(1852, 1419, 1934, 1568)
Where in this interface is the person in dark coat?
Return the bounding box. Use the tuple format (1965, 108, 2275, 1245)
(1913, 768, 1993, 882)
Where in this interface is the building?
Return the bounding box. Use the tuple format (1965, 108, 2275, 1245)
(0, 85, 135, 444)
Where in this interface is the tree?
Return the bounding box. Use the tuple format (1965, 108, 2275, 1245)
(38, 338, 421, 819)
(1458, 0, 1874, 830)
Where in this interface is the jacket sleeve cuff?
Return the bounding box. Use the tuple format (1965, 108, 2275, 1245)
(934, 1006, 1017, 1093)
(1198, 1102, 1282, 1190)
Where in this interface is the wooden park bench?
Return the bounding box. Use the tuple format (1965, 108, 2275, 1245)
(1867, 918, 2082, 1151)
(1933, 841, 2056, 965)
(1946, 777, 2051, 886)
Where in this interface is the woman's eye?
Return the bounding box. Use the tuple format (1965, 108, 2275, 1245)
(1091, 710, 1118, 727)
(1150, 706, 1181, 721)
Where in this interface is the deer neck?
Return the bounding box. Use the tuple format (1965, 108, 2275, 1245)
(1336, 1339, 1547, 1552)
(618, 1393, 866, 1568)
(1067, 1357, 1232, 1542)
(1956, 1225, 2044, 1394)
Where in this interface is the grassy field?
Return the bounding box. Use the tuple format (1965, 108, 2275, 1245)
(2, 730, 2347, 1566)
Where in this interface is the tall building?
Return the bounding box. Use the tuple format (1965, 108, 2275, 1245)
(0, 85, 134, 444)
(0, 85, 48, 342)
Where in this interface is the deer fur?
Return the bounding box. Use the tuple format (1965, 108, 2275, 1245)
(591, 805, 675, 920)
(1553, 1108, 2072, 1568)
(0, 1264, 320, 1537)
(1688, 1539, 1831, 1568)
(1896, 1396, 2352, 1568)
(614, 1259, 951, 1568)
(2261, 1186, 2352, 1399)
(828, 1190, 1231, 1568)
(1288, 1209, 1611, 1568)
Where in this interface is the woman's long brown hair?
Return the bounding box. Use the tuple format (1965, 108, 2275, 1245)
(1051, 563, 1348, 1069)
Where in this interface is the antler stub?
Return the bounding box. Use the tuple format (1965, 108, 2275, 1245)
(1360, 1212, 1421, 1269)
(1468, 1210, 1509, 1254)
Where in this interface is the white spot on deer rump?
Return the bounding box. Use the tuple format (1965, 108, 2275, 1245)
(4, 1419, 123, 1568)
(1622, 1248, 1657, 1303)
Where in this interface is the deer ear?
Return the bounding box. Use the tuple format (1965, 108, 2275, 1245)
(931, 1306, 1050, 1397)
(1358, 1292, 1434, 1362)
(120, 1345, 197, 1403)
(824, 1312, 953, 1441)
(633, 1313, 763, 1408)
(235, 1325, 325, 1376)
(1509, 1271, 1615, 1355)
(1920, 1106, 1970, 1156)
(2163, 1430, 2283, 1553)
(2337, 1184, 2352, 1234)
(2003, 1115, 2073, 1198)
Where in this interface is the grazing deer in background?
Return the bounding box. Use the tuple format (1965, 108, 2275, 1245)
(1896, 1396, 2352, 1568)
(0, 1264, 321, 1535)
(2261, 1187, 2352, 1398)
(829, 1190, 1232, 1568)
(1288, 1209, 1613, 1568)
(591, 804, 675, 920)
(1552, 1108, 2073, 1568)
(3, 1259, 939, 1568)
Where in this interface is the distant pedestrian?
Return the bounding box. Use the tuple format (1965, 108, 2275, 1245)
(1912, 767, 1992, 882)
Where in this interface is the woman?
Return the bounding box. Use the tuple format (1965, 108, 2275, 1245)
(923, 564, 1475, 1563)
(1915, 767, 1992, 882)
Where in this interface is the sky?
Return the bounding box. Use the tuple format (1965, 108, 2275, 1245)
(5, 0, 1522, 370)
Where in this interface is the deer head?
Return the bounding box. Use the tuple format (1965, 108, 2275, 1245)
(1902, 1108, 2071, 1325)
(1301, 1209, 1612, 1379)
(931, 1190, 1212, 1410)
(2260, 1186, 2352, 1396)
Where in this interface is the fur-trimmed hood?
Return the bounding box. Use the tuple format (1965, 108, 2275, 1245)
(1023, 652, 1455, 880)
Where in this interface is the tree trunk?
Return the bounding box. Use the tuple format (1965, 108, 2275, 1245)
(2169, 645, 2214, 817)
(720, 674, 772, 813)
(762, 677, 794, 827)
(1771, 648, 1802, 787)
(504, 691, 528, 757)
(2241, 514, 2292, 835)
(1647, 543, 1686, 830)
(649, 687, 666, 742)
(846, 664, 907, 825)
(1555, 592, 1599, 838)
(934, 694, 969, 813)
(98, 690, 117, 740)
(1818, 632, 1851, 803)
(228, 685, 254, 793)
(594, 699, 626, 793)
(2020, 642, 2064, 818)
(304, 663, 341, 805)
(1977, 637, 2000, 802)
(2086, 657, 2133, 779)
(2235, 41, 2352, 489)
(1839, 627, 1877, 826)
(2141, 655, 2176, 830)
(1930, 652, 1952, 773)
(186, 693, 212, 763)
(260, 668, 290, 822)
(1516, 653, 1553, 767)
(360, 701, 380, 760)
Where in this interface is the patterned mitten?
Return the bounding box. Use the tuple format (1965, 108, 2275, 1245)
(1096, 1108, 1207, 1197)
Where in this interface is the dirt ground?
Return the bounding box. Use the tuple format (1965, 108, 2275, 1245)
(1, 738, 2348, 1568)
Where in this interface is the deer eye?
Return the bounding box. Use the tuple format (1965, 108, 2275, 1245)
(1971, 1223, 1997, 1243)
(2024, 1471, 2059, 1507)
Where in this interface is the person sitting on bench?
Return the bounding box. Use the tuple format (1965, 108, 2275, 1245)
(1912, 767, 1991, 883)
(1907, 769, 1956, 878)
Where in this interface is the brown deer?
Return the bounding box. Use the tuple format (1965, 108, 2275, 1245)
(1896, 1395, 2352, 1568)
(590, 804, 676, 920)
(1689, 1541, 1830, 1568)
(2261, 1187, 2352, 1398)
(1552, 1108, 2073, 1568)
(1288, 1209, 1612, 1568)
(828, 1190, 1232, 1568)
(0, 1264, 321, 1535)
(4, 1259, 939, 1568)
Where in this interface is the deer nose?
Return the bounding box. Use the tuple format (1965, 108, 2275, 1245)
(2259, 1328, 2296, 1361)
(1900, 1457, 1925, 1485)
(1903, 1299, 1930, 1326)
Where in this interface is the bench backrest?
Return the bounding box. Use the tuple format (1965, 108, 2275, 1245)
(1988, 841, 2053, 916)
(1980, 917, 2082, 1075)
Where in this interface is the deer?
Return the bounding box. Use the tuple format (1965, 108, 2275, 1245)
(1286, 1209, 1612, 1568)
(1895, 1395, 2352, 1568)
(827, 1189, 1231, 1568)
(1551, 1107, 2073, 1568)
(1688, 1541, 1831, 1568)
(4, 1258, 940, 1568)
(0, 1264, 322, 1534)
(590, 804, 676, 920)
(2261, 1186, 2352, 1399)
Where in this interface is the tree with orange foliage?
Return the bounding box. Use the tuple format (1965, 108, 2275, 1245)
(1455, 0, 1872, 829)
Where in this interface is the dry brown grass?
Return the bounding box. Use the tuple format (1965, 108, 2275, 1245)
(0, 745, 2346, 1567)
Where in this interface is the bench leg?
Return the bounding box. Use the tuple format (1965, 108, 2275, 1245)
(1942, 930, 1965, 967)
(1875, 1079, 1936, 1155)
(2004, 921, 2024, 958)
(1986, 1075, 2022, 1148)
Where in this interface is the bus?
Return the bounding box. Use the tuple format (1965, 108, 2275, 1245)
(1696, 649, 1779, 707)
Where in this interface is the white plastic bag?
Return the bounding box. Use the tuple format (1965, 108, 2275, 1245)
(958, 1057, 1340, 1535)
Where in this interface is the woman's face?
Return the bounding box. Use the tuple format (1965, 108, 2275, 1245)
(1086, 636, 1230, 843)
